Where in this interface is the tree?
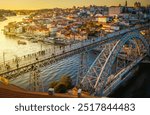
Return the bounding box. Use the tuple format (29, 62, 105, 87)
(60, 75, 72, 89)
(49, 75, 73, 93)
(54, 83, 67, 93)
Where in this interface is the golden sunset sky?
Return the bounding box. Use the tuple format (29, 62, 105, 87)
(0, 0, 149, 10)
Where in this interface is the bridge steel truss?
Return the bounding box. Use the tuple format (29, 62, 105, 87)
(80, 31, 149, 97)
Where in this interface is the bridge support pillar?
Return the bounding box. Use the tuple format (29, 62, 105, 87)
(76, 52, 88, 86)
(29, 65, 44, 92)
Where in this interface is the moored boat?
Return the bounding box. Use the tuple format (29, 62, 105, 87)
(17, 40, 27, 45)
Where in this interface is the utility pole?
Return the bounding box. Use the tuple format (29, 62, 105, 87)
(40, 43, 43, 51)
(14, 55, 19, 68)
(3, 52, 5, 65)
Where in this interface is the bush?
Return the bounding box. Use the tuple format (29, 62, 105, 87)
(49, 75, 72, 93)
(54, 83, 67, 93)
(60, 76, 72, 89)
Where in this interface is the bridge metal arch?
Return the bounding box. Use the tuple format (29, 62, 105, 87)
(81, 31, 149, 96)
(96, 31, 149, 96)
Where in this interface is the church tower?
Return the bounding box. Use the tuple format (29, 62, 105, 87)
(125, 0, 127, 7)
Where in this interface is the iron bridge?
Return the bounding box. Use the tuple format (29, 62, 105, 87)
(0, 23, 150, 95)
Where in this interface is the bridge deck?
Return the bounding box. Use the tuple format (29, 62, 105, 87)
(0, 23, 149, 77)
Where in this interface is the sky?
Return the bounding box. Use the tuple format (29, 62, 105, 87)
(0, 0, 149, 10)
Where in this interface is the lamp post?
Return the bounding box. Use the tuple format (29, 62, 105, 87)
(3, 52, 6, 65)
(40, 43, 42, 51)
(14, 55, 19, 69)
(53, 45, 56, 54)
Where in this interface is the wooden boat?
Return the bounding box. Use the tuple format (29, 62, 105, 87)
(17, 40, 27, 45)
(31, 39, 38, 43)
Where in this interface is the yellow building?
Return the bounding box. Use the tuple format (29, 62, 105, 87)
(96, 16, 109, 23)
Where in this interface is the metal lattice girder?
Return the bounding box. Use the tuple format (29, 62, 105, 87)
(95, 31, 149, 96)
(77, 52, 88, 86)
(81, 31, 149, 96)
(29, 65, 44, 92)
(81, 41, 118, 93)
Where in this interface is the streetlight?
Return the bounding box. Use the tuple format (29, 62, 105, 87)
(40, 43, 43, 51)
(3, 52, 5, 65)
(14, 55, 19, 69)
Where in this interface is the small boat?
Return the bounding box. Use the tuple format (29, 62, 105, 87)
(54, 38, 66, 45)
(31, 39, 38, 43)
(17, 40, 27, 45)
(44, 37, 55, 44)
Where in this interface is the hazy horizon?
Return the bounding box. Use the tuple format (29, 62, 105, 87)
(0, 0, 149, 10)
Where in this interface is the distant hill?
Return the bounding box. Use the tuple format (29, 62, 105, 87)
(0, 9, 16, 17)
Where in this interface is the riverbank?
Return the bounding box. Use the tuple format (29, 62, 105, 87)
(0, 16, 7, 22)
(4, 32, 78, 45)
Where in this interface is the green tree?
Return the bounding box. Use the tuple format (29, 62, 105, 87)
(49, 75, 72, 93)
(54, 83, 67, 93)
(60, 75, 72, 89)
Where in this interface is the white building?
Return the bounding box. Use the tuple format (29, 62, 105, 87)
(50, 27, 57, 35)
(47, 24, 58, 35)
(15, 26, 24, 34)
